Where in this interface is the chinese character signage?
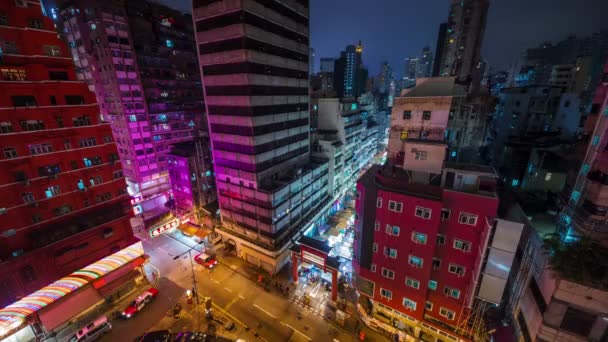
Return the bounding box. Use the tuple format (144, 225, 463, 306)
(149, 219, 179, 238)
(400, 131, 408, 141)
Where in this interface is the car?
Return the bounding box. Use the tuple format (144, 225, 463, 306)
(140, 330, 171, 342)
(194, 253, 218, 269)
(122, 288, 159, 319)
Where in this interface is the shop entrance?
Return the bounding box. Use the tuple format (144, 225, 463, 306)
(290, 236, 340, 302)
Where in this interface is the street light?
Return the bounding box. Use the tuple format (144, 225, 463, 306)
(172, 241, 203, 305)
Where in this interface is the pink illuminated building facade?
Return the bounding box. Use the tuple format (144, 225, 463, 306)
(57, 0, 203, 212)
(353, 78, 504, 341)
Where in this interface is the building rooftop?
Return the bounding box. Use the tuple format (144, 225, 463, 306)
(444, 162, 495, 175)
(258, 157, 328, 193)
(401, 77, 467, 98)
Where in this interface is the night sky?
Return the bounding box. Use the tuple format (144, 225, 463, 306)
(164, 0, 608, 75)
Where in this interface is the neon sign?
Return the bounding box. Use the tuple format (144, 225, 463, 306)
(149, 219, 179, 238)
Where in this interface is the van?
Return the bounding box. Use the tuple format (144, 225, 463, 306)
(68, 316, 112, 342)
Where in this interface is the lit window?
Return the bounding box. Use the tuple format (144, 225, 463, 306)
(405, 278, 420, 289)
(545, 172, 552, 181)
(384, 247, 397, 259)
(45, 185, 61, 198)
(408, 255, 423, 268)
(402, 297, 416, 311)
(592, 135, 600, 146)
(414, 151, 428, 160)
(428, 280, 437, 290)
(77, 179, 85, 190)
(411, 232, 427, 244)
(385, 225, 400, 236)
(432, 258, 441, 270)
(166, 39, 174, 48)
(511, 179, 519, 187)
(415, 206, 432, 219)
(425, 301, 433, 311)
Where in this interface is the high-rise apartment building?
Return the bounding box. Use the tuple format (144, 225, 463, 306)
(432, 23, 447, 77)
(334, 42, 365, 98)
(436, 0, 489, 83)
(417, 46, 433, 78)
(320, 57, 335, 73)
(193, 0, 330, 272)
(309, 47, 315, 75)
(378, 61, 392, 94)
(0, 0, 136, 306)
(57, 0, 203, 213)
(352, 77, 520, 341)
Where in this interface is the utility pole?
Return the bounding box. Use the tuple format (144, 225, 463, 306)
(172, 240, 204, 328)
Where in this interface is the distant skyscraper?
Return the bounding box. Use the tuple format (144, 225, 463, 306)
(403, 57, 418, 88)
(436, 0, 489, 82)
(378, 61, 393, 94)
(320, 57, 335, 73)
(334, 42, 364, 97)
(416, 46, 433, 78)
(309, 47, 315, 75)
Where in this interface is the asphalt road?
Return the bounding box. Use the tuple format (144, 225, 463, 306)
(99, 229, 372, 342)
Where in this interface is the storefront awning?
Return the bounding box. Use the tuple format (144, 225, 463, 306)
(0, 242, 144, 338)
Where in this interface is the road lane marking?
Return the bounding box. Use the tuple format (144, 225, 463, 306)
(239, 295, 245, 300)
(212, 303, 269, 342)
(224, 287, 233, 292)
(253, 304, 277, 319)
(230, 264, 238, 270)
(212, 279, 220, 284)
(281, 322, 312, 341)
(224, 296, 240, 311)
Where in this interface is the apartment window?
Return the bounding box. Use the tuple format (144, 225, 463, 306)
(29, 143, 53, 155)
(49, 71, 68, 80)
(448, 264, 466, 277)
(381, 268, 395, 279)
(53, 204, 72, 216)
(408, 255, 423, 268)
(422, 111, 431, 120)
(372, 243, 378, 253)
(45, 185, 61, 198)
(103, 135, 113, 143)
(403, 110, 412, 120)
(406, 277, 420, 289)
(376, 197, 382, 208)
(0, 122, 13, 133)
(20, 120, 45, 131)
(43, 45, 61, 57)
(374, 220, 380, 231)
(458, 212, 478, 226)
(432, 258, 441, 270)
(545, 172, 552, 181)
(11, 96, 37, 107)
(402, 298, 416, 311)
(31, 212, 42, 223)
(436, 234, 446, 245)
(28, 18, 43, 29)
(380, 288, 392, 300)
(79, 137, 97, 147)
(65, 95, 85, 105)
(440, 307, 455, 320)
(21, 192, 35, 204)
(50, 95, 56, 105)
(95, 192, 112, 203)
(414, 151, 428, 160)
(453, 239, 471, 252)
(388, 200, 403, 212)
(73, 116, 91, 127)
(3, 147, 17, 159)
(425, 301, 433, 311)
(411, 231, 427, 244)
(444, 287, 461, 299)
(386, 225, 400, 236)
(428, 280, 438, 291)
(112, 170, 124, 179)
(1, 68, 26, 81)
(441, 209, 450, 222)
(89, 176, 103, 186)
(415, 206, 432, 219)
(384, 247, 397, 259)
(370, 264, 376, 272)
(0, 12, 7, 25)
